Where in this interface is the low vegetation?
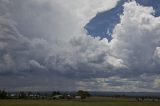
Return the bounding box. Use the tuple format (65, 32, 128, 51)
(0, 90, 160, 106)
(0, 97, 160, 106)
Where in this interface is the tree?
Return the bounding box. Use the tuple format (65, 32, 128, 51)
(52, 91, 61, 96)
(19, 91, 27, 99)
(0, 90, 7, 99)
(76, 90, 90, 100)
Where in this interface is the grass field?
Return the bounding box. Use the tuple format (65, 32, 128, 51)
(0, 97, 160, 106)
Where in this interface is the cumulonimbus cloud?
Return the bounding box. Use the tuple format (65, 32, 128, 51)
(0, 0, 160, 91)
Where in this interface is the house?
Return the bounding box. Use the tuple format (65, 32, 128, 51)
(75, 96, 81, 99)
(53, 95, 63, 99)
(10, 93, 16, 97)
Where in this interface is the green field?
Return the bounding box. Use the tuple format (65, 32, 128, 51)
(0, 97, 160, 106)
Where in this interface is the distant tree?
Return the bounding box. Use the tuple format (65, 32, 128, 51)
(63, 93, 72, 100)
(76, 90, 90, 99)
(83, 91, 91, 97)
(28, 92, 32, 96)
(0, 90, 7, 99)
(36, 92, 40, 97)
(19, 91, 27, 99)
(52, 91, 61, 96)
(27, 92, 33, 99)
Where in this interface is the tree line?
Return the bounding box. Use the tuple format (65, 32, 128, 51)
(0, 90, 90, 100)
(1, 89, 160, 101)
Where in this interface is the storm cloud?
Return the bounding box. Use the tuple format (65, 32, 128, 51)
(0, 0, 160, 91)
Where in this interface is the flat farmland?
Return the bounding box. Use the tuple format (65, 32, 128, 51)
(0, 97, 160, 106)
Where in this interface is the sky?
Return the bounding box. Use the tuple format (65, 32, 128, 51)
(0, 0, 160, 92)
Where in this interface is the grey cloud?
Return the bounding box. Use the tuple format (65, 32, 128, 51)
(0, 0, 160, 91)
(0, 0, 120, 91)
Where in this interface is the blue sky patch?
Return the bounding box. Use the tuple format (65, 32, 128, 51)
(85, 0, 160, 41)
